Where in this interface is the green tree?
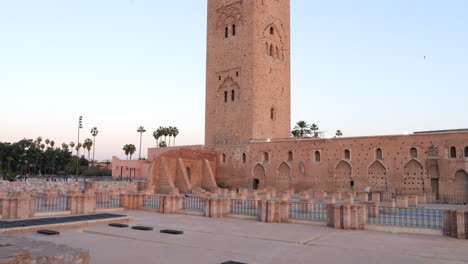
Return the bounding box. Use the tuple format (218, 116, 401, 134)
(84, 138, 93, 160)
(311, 124, 319, 138)
(167, 126, 174, 146)
(128, 144, 136, 160)
(137, 126, 146, 159)
(45, 139, 50, 148)
(162, 127, 169, 145)
(90, 127, 99, 164)
(123, 145, 130, 160)
(336, 130, 343, 138)
(292, 121, 311, 138)
(153, 130, 160, 147)
(172, 127, 179, 146)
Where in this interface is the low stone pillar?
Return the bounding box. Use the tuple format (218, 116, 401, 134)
(279, 193, 290, 201)
(82, 194, 96, 214)
(335, 192, 342, 200)
(371, 193, 381, 202)
(396, 196, 408, 208)
(333, 205, 343, 229)
(67, 191, 83, 214)
(299, 192, 309, 200)
(324, 195, 336, 204)
(442, 210, 453, 237)
(326, 204, 335, 227)
(357, 205, 367, 229)
(269, 188, 277, 199)
(261, 192, 271, 201)
(417, 194, 427, 205)
(343, 194, 354, 204)
(358, 192, 369, 202)
(381, 199, 396, 213)
(363, 201, 379, 218)
(408, 195, 418, 207)
(84, 182, 97, 194)
(456, 211, 467, 239)
(237, 193, 247, 200)
(258, 200, 268, 222)
(316, 191, 327, 201)
(342, 204, 352, 230)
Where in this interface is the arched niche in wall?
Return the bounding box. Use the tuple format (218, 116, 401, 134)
(277, 162, 291, 192)
(368, 161, 387, 192)
(335, 160, 352, 191)
(403, 159, 424, 194)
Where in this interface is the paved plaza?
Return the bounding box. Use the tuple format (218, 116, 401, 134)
(18, 211, 468, 264)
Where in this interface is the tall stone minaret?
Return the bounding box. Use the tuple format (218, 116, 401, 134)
(205, 0, 291, 147)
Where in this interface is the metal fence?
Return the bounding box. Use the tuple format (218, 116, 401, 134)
(426, 193, 468, 205)
(231, 199, 258, 216)
(95, 194, 121, 209)
(143, 195, 161, 209)
(183, 197, 205, 212)
(290, 202, 328, 222)
(34, 196, 70, 213)
(367, 206, 443, 229)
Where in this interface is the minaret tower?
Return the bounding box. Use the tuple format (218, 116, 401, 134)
(205, 0, 291, 147)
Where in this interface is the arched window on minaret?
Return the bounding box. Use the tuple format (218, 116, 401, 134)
(270, 107, 275, 120)
(225, 27, 229, 38)
(231, 90, 235, 101)
(270, 26, 274, 35)
(224, 91, 228, 102)
(232, 24, 236, 36)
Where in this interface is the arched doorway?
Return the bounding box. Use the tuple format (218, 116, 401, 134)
(454, 170, 468, 197)
(403, 160, 424, 194)
(277, 162, 291, 192)
(335, 161, 352, 191)
(253, 164, 266, 189)
(368, 161, 388, 192)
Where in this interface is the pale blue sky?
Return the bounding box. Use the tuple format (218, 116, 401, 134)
(0, 0, 467, 160)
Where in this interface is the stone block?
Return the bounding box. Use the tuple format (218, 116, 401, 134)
(396, 196, 408, 208)
(408, 195, 418, 207)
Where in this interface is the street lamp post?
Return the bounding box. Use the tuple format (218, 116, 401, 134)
(76, 116, 83, 176)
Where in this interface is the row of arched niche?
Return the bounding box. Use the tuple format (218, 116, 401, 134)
(250, 158, 468, 195)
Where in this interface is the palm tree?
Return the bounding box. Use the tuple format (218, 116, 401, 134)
(50, 140, 55, 149)
(167, 126, 174, 146)
(123, 145, 130, 160)
(159, 141, 167, 148)
(311, 124, 319, 138)
(336, 130, 343, 138)
(291, 130, 300, 137)
(40, 144, 45, 151)
(162, 127, 169, 145)
(128, 144, 136, 160)
(90, 127, 99, 164)
(137, 126, 146, 159)
(45, 139, 50, 148)
(172, 127, 179, 146)
(36, 137, 42, 147)
(62, 143, 68, 150)
(292, 121, 311, 138)
(69, 142, 75, 150)
(84, 138, 93, 160)
(153, 130, 160, 147)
